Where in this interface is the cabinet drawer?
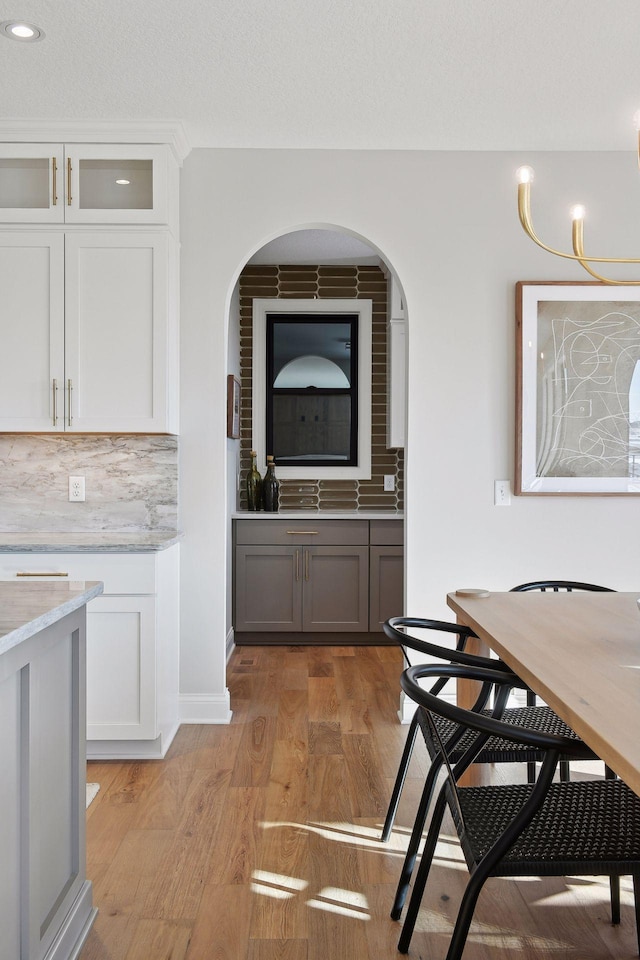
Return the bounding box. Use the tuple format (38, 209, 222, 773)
(0, 553, 156, 594)
(369, 520, 404, 545)
(235, 518, 369, 546)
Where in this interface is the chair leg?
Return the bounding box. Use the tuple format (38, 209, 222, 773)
(381, 709, 420, 842)
(391, 754, 443, 920)
(559, 759, 570, 781)
(526, 690, 537, 783)
(605, 765, 620, 923)
(610, 874, 621, 926)
(445, 868, 491, 960)
(397, 788, 448, 953)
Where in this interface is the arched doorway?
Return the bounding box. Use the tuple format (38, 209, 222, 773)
(224, 226, 408, 655)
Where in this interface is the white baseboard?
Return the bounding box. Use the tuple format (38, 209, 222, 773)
(87, 719, 180, 760)
(44, 880, 96, 960)
(398, 691, 413, 724)
(179, 691, 232, 724)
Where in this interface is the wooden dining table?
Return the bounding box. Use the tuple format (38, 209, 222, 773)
(446, 590, 640, 796)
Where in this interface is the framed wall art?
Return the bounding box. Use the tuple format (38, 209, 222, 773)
(227, 374, 241, 439)
(516, 281, 640, 494)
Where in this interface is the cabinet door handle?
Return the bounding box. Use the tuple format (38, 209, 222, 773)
(295, 549, 300, 582)
(17, 571, 69, 577)
(286, 530, 319, 535)
(304, 550, 310, 582)
(52, 378, 58, 426)
(67, 379, 73, 426)
(52, 156, 58, 206)
(67, 157, 72, 205)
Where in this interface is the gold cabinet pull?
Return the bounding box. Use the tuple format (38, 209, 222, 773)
(67, 379, 73, 426)
(67, 157, 72, 205)
(52, 156, 58, 205)
(295, 549, 300, 582)
(304, 550, 310, 582)
(286, 530, 319, 535)
(17, 571, 69, 577)
(52, 378, 58, 426)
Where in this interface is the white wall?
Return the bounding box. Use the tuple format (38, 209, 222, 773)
(179, 147, 640, 719)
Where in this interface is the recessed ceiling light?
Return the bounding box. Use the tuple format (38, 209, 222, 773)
(0, 20, 45, 41)
(115, 179, 131, 185)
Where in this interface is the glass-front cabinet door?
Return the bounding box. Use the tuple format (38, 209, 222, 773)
(66, 144, 168, 224)
(0, 143, 168, 224)
(0, 144, 63, 222)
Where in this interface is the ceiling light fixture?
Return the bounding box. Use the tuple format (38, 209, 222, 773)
(115, 179, 131, 185)
(516, 114, 640, 285)
(0, 20, 45, 41)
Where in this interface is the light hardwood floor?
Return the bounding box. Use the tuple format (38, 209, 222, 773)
(81, 645, 639, 959)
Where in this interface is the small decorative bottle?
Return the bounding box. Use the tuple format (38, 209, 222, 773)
(262, 456, 280, 512)
(246, 450, 262, 511)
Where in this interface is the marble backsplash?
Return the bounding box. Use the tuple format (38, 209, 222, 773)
(0, 435, 178, 532)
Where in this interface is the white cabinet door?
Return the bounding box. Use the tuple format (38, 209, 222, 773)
(0, 144, 63, 223)
(86, 595, 157, 740)
(65, 144, 169, 224)
(64, 231, 169, 431)
(0, 233, 65, 430)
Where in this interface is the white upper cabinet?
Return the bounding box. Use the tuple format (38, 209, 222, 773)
(0, 128, 182, 434)
(0, 143, 169, 224)
(0, 230, 177, 433)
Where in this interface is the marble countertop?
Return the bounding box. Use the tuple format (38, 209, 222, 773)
(232, 511, 404, 520)
(0, 579, 104, 656)
(0, 531, 183, 553)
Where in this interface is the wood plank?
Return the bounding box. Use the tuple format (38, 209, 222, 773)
(184, 884, 252, 960)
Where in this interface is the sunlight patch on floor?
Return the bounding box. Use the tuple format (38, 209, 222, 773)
(258, 819, 407, 853)
(410, 907, 572, 950)
(307, 887, 370, 920)
(251, 870, 308, 899)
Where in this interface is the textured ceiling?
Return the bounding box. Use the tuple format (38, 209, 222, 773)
(1, 0, 640, 151)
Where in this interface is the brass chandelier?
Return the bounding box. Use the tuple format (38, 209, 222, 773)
(517, 114, 640, 285)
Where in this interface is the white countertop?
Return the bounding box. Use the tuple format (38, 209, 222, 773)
(0, 579, 104, 656)
(232, 511, 404, 520)
(0, 531, 183, 553)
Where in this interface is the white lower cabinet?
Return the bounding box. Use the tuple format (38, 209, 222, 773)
(0, 545, 180, 759)
(86, 595, 157, 741)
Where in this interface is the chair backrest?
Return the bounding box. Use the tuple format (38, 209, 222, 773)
(400, 662, 586, 760)
(383, 616, 513, 674)
(510, 580, 615, 593)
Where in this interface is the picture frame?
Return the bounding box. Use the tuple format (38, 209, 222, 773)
(227, 374, 241, 439)
(516, 281, 640, 495)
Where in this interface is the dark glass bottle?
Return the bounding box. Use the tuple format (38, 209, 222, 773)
(246, 450, 262, 511)
(262, 456, 280, 512)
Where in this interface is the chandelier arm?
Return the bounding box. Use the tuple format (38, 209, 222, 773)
(517, 183, 582, 260)
(519, 182, 640, 283)
(572, 219, 640, 285)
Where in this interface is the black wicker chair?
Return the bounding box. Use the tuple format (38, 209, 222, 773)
(397, 662, 640, 959)
(381, 616, 598, 920)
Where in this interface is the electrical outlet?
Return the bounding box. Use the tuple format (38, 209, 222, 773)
(494, 479, 511, 506)
(384, 475, 395, 492)
(69, 476, 85, 502)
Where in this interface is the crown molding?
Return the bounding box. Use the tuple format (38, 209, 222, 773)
(0, 120, 191, 162)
